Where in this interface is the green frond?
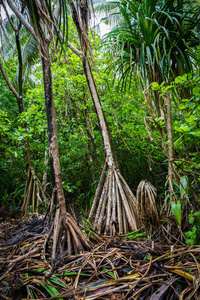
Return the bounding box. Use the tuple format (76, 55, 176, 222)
(22, 35, 38, 66)
(103, 0, 200, 89)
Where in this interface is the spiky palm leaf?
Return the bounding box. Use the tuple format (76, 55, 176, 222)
(104, 0, 200, 88)
(0, 12, 39, 89)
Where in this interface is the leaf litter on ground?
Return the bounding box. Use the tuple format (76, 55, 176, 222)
(0, 213, 200, 299)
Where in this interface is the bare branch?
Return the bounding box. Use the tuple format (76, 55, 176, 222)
(67, 41, 83, 59)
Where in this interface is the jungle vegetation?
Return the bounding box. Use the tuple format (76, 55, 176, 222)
(0, 0, 200, 247)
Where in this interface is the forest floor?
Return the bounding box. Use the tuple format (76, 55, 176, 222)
(0, 211, 200, 300)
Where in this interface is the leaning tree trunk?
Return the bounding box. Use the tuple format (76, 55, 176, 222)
(41, 50, 90, 261)
(84, 58, 138, 235)
(68, 0, 138, 236)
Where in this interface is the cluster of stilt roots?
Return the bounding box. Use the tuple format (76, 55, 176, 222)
(22, 165, 49, 214)
(45, 207, 91, 262)
(89, 163, 138, 236)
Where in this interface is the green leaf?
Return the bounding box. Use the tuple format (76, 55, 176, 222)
(179, 104, 186, 110)
(171, 201, 182, 226)
(29, 288, 35, 299)
(189, 217, 194, 224)
(47, 277, 67, 288)
(181, 126, 189, 132)
(120, 228, 145, 239)
(175, 76, 183, 83)
(194, 131, 200, 137)
(174, 126, 182, 132)
(55, 271, 90, 277)
(103, 268, 116, 279)
(174, 136, 183, 148)
(192, 226, 197, 233)
(21, 243, 32, 248)
(152, 82, 160, 90)
(185, 115, 196, 123)
(39, 284, 62, 299)
(175, 74, 187, 83)
(190, 239, 196, 246)
(180, 176, 187, 198)
(185, 231, 192, 238)
(193, 87, 200, 96)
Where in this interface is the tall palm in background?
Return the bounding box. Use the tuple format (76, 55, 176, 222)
(105, 0, 200, 213)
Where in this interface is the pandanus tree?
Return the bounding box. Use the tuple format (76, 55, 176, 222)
(104, 0, 200, 211)
(66, 0, 138, 235)
(6, 0, 90, 259)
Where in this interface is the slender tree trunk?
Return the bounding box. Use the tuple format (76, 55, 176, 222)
(41, 48, 90, 260)
(9, 140, 14, 167)
(15, 7, 24, 114)
(83, 58, 116, 168)
(6, 0, 90, 260)
(165, 95, 176, 202)
(15, 19, 32, 163)
(41, 53, 66, 215)
(85, 116, 101, 175)
(42, 150, 48, 188)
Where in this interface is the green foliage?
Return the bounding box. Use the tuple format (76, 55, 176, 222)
(36, 281, 62, 299)
(103, 268, 116, 279)
(104, 0, 200, 88)
(151, 70, 200, 200)
(171, 201, 182, 226)
(120, 228, 146, 239)
(0, 43, 167, 211)
(185, 211, 200, 245)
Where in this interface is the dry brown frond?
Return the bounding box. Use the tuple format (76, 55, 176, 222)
(136, 180, 159, 233)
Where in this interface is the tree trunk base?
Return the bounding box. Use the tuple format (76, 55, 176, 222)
(89, 163, 138, 236)
(44, 206, 91, 267)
